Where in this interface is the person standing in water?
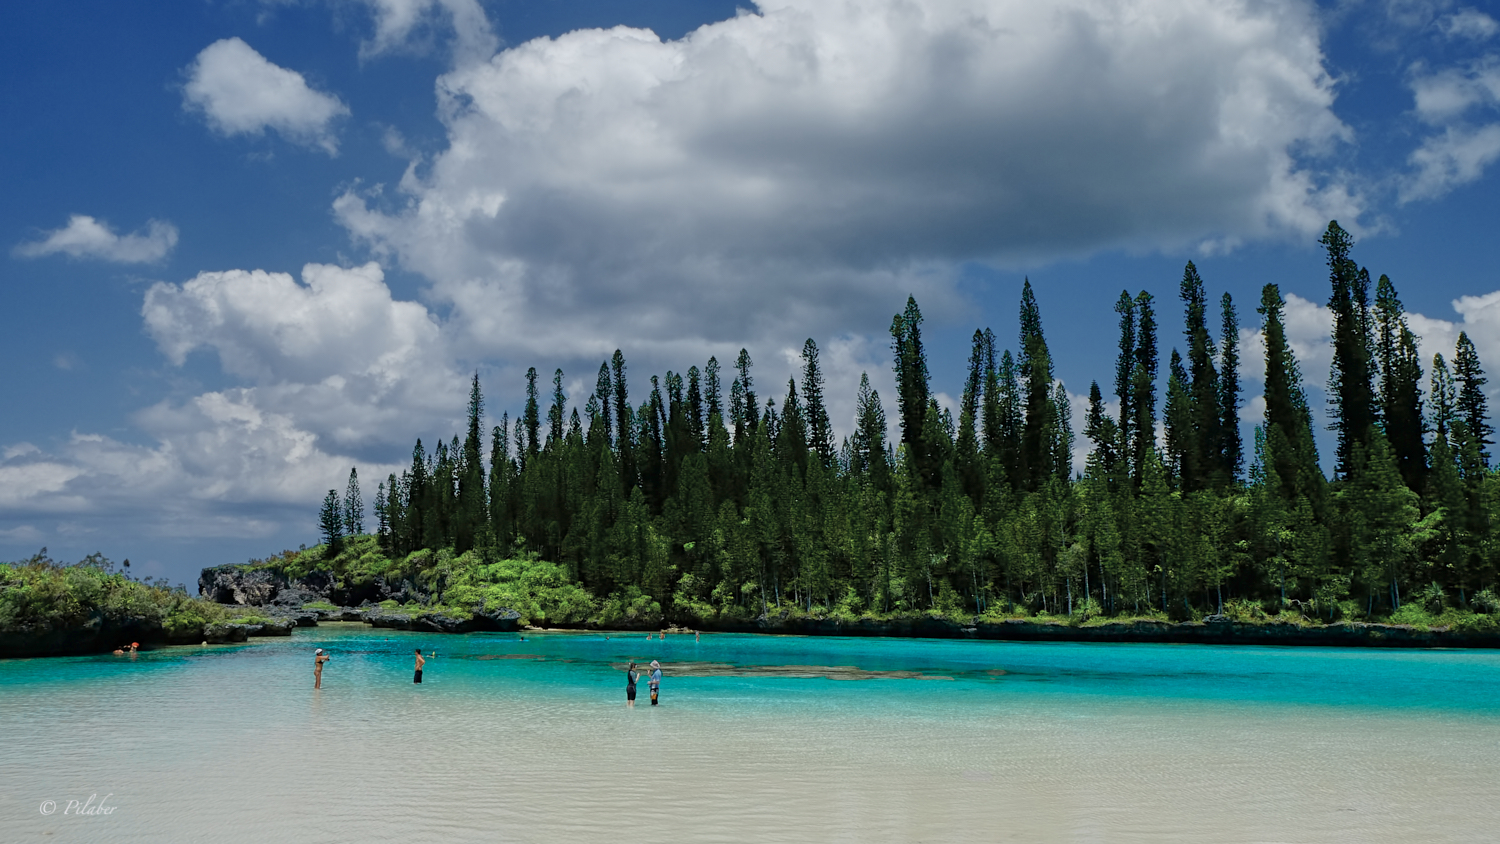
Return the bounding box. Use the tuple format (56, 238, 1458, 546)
(625, 661, 640, 707)
(648, 660, 662, 706)
(314, 648, 331, 689)
(414, 648, 425, 684)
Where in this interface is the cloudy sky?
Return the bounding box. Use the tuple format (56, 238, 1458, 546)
(3, 0, 1500, 587)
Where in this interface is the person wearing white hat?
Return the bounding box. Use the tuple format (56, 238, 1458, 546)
(313, 648, 331, 689)
(648, 660, 662, 706)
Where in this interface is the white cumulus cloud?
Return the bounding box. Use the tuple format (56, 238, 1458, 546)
(0, 263, 469, 547)
(1440, 8, 1500, 41)
(1402, 48, 1500, 201)
(182, 37, 350, 154)
(336, 0, 1362, 376)
(355, 0, 498, 65)
(13, 214, 178, 263)
(142, 262, 468, 450)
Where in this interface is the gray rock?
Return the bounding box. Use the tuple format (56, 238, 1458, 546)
(248, 618, 296, 637)
(364, 610, 414, 630)
(199, 565, 288, 605)
(203, 622, 250, 643)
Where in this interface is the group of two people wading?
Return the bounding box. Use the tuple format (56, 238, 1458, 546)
(625, 659, 661, 707)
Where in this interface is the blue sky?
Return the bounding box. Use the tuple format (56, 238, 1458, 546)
(3, 0, 1500, 588)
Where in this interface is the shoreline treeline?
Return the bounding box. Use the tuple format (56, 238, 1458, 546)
(319, 221, 1498, 623)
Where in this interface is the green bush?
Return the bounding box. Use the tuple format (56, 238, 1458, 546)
(1388, 603, 1436, 628)
(1, 551, 230, 639)
(596, 586, 661, 626)
(1471, 589, 1500, 614)
(1413, 582, 1448, 615)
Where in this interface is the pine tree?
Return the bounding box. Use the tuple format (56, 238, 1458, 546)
(384, 472, 403, 554)
(1257, 284, 1325, 511)
(993, 348, 1023, 487)
(980, 328, 1002, 455)
(406, 439, 428, 553)
(1164, 349, 1192, 485)
(457, 373, 486, 551)
(851, 372, 888, 486)
(1084, 381, 1121, 480)
(489, 418, 511, 549)
(1453, 331, 1493, 468)
(612, 350, 636, 490)
(1373, 276, 1426, 490)
(319, 489, 344, 556)
(686, 364, 705, 449)
(343, 467, 365, 537)
(1113, 291, 1137, 474)
(890, 296, 935, 488)
(733, 348, 759, 441)
(801, 338, 835, 468)
(1018, 280, 1055, 491)
(1179, 262, 1223, 490)
(1219, 292, 1242, 484)
(1131, 291, 1159, 486)
(595, 362, 614, 448)
(375, 479, 390, 550)
(548, 369, 567, 450)
(523, 367, 541, 464)
(1322, 221, 1377, 478)
(705, 356, 723, 425)
(1052, 381, 1074, 483)
(1432, 353, 1457, 441)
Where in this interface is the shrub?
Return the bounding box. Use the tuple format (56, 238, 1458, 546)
(1472, 589, 1500, 614)
(1413, 582, 1447, 615)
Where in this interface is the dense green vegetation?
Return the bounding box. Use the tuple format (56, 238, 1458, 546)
(266, 535, 612, 626)
(309, 221, 1498, 630)
(0, 550, 237, 640)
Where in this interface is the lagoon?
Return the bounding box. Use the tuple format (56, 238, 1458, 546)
(3, 625, 1498, 843)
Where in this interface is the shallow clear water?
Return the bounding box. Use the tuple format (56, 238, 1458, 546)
(3, 625, 1499, 843)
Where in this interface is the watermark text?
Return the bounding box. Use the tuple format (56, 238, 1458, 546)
(39, 793, 118, 816)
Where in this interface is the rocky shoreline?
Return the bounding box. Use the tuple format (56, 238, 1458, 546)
(188, 564, 1500, 650)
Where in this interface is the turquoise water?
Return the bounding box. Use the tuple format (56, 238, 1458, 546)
(4, 626, 1499, 843)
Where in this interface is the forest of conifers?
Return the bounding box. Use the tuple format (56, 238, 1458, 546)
(319, 221, 1498, 623)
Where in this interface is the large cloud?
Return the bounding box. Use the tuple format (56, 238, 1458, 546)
(182, 38, 350, 154)
(13, 215, 178, 263)
(337, 0, 1361, 368)
(0, 264, 464, 549)
(142, 262, 468, 450)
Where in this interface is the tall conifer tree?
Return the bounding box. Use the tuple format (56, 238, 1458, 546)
(891, 296, 934, 487)
(1179, 262, 1223, 489)
(343, 468, 365, 537)
(1114, 291, 1137, 473)
(1453, 331, 1493, 468)
(801, 339, 835, 468)
(1018, 280, 1055, 491)
(1131, 291, 1159, 486)
(1322, 221, 1377, 478)
(1219, 292, 1242, 483)
(1373, 276, 1426, 489)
